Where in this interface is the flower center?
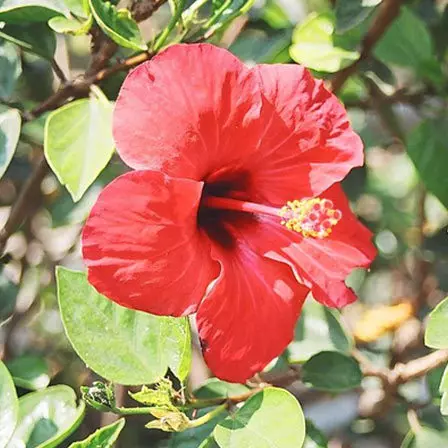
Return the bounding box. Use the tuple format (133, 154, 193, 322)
(201, 196, 342, 239)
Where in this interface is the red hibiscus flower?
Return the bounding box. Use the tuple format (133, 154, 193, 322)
(82, 43, 376, 383)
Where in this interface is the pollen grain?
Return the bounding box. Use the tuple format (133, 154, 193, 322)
(279, 198, 342, 239)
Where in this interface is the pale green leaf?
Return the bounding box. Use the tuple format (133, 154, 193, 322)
(48, 15, 93, 35)
(89, 0, 147, 51)
(7, 385, 85, 448)
(0, 360, 18, 447)
(425, 297, 448, 348)
(214, 388, 305, 448)
(69, 419, 125, 448)
(414, 427, 448, 448)
(302, 351, 362, 391)
(0, 108, 21, 180)
(290, 12, 360, 73)
(44, 96, 114, 202)
(288, 299, 352, 363)
(0, 0, 69, 23)
(56, 268, 192, 385)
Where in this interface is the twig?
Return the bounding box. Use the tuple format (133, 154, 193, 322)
(330, 0, 403, 93)
(51, 58, 68, 83)
(0, 156, 49, 256)
(130, 0, 168, 21)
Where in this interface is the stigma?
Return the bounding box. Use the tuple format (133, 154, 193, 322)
(279, 198, 342, 239)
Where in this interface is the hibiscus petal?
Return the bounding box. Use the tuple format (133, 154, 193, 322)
(197, 224, 309, 383)
(113, 43, 262, 180)
(248, 64, 363, 205)
(249, 185, 376, 308)
(82, 170, 218, 316)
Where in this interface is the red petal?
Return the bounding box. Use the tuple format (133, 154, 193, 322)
(251, 185, 376, 308)
(82, 170, 218, 316)
(247, 64, 363, 206)
(197, 225, 309, 383)
(113, 44, 261, 180)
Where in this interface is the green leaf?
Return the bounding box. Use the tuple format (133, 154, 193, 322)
(302, 351, 362, 392)
(68, 419, 125, 448)
(0, 0, 69, 23)
(206, 0, 255, 37)
(48, 15, 93, 35)
(64, 0, 89, 17)
(88, 0, 147, 51)
(7, 385, 85, 448)
(438, 364, 448, 392)
(304, 420, 328, 448)
(335, 0, 380, 33)
(441, 391, 448, 416)
(6, 355, 50, 390)
(0, 360, 18, 447)
(0, 108, 21, 181)
(0, 23, 56, 59)
(290, 12, 360, 73)
(130, 378, 175, 407)
(56, 267, 192, 385)
(288, 299, 352, 363)
(0, 270, 17, 326)
(414, 427, 448, 447)
(374, 7, 434, 69)
(407, 120, 448, 210)
(194, 379, 249, 400)
(425, 297, 448, 348)
(0, 41, 21, 100)
(214, 388, 305, 448)
(44, 96, 115, 202)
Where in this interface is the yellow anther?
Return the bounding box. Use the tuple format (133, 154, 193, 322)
(278, 197, 342, 239)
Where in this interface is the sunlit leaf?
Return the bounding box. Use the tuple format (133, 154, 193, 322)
(0, 23, 56, 59)
(88, 0, 147, 51)
(44, 95, 114, 202)
(0, 41, 21, 100)
(6, 355, 50, 390)
(7, 385, 85, 448)
(214, 388, 305, 448)
(48, 15, 93, 35)
(414, 427, 448, 447)
(0, 360, 18, 447)
(56, 268, 192, 385)
(288, 299, 352, 363)
(302, 351, 362, 391)
(407, 120, 448, 210)
(68, 419, 125, 448)
(290, 12, 360, 72)
(0, 0, 69, 23)
(0, 108, 21, 180)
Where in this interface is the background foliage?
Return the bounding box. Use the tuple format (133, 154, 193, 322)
(0, 0, 448, 446)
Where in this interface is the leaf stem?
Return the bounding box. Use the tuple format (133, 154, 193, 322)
(188, 403, 228, 428)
